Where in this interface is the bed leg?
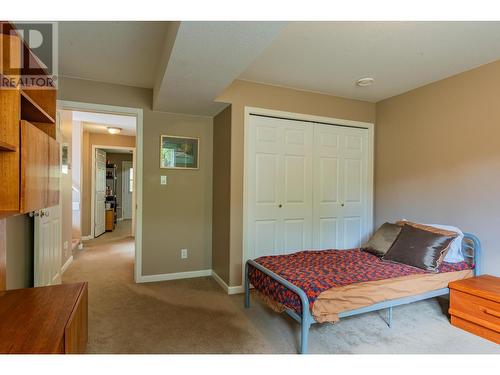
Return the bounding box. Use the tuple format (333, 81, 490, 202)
(300, 318, 311, 354)
(387, 307, 393, 328)
(244, 262, 250, 308)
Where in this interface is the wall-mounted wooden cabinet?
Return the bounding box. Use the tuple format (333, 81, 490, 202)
(0, 26, 59, 217)
(19, 121, 60, 213)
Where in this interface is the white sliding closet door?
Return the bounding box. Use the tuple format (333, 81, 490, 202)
(245, 112, 372, 265)
(247, 115, 313, 259)
(312, 123, 370, 250)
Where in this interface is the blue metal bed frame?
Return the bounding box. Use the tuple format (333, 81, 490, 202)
(244, 233, 481, 354)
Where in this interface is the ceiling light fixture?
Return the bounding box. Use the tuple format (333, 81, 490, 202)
(107, 127, 122, 135)
(356, 77, 375, 87)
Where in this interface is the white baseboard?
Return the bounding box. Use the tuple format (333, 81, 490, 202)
(211, 270, 244, 295)
(61, 255, 74, 274)
(137, 269, 212, 283)
(81, 235, 93, 241)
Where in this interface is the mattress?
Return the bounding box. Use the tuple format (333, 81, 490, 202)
(247, 249, 473, 323)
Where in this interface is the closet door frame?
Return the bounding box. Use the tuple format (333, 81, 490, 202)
(243, 107, 374, 281)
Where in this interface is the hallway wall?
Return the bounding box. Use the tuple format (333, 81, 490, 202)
(59, 77, 213, 277)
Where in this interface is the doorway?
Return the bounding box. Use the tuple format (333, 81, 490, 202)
(57, 100, 143, 282)
(93, 146, 136, 239)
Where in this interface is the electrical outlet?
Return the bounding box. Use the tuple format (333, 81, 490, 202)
(160, 175, 167, 185)
(63, 241, 68, 250)
(181, 248, 188, 259)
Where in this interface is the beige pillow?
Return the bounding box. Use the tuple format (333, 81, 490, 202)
(395, 220, 458, 237)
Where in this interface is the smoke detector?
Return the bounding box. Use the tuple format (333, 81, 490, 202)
(356, 77, 374, 87)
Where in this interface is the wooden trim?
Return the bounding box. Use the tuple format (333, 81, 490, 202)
(0, 219, 6, 291)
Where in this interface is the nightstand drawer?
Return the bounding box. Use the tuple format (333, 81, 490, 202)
(450, 289, 500, 328)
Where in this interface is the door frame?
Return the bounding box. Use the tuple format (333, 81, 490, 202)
(93, 147, 108, 237)
(57, 100, 144, 283)
(121, 160, 133, 220)
(242, 106, 375, 280)
(91, 145, 136, 238)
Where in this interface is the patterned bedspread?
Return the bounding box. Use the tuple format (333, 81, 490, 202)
(247, 249, 472, 315)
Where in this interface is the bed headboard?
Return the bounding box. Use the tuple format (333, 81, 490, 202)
(462, 233, 481, 276)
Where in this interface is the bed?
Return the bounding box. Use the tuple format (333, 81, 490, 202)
(244, 233, 481, 354)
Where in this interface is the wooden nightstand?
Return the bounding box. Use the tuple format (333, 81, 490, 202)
(449, 275, 500, 344)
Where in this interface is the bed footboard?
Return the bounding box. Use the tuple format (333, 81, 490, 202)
(245, 259, 314, 354)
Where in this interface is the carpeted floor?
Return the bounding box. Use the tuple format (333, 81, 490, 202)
(63, 222, 499, 354)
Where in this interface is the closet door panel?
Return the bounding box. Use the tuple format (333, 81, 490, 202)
(312, 124, 343, 249)
(254, 220, 279, 257)
(319, 217, 339, 249)
(343, 216, 362, 249)
(281, 120, 313, 252)
(340, 127, 369, 248)
(248, 116, 284, 259)
(343, 158, 362, 203)
(283, 219, 306, 253)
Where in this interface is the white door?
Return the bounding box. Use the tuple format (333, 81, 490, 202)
(247, 115, 313, 259)
(34, 112, 62, 287)
(122, 161, 133, 220)
(94, 149, 106, 237)
(34, 207, 62, 286)
(245, 113, 372, 265)
(312, 124, 370, 250)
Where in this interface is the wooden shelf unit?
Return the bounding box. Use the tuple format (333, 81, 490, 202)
(0, 140, 16, 152)
(20, 89, 56, 124)
(0, 22, 59, 290)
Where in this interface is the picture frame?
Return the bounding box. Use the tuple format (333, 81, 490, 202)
(160, 135, 200, 170)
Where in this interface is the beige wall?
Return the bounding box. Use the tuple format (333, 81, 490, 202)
(212, 105, 231, 284)
(216, 80, 376, 285)
(6, 214, 33, 289)
(375, 60, 500, 276)
(142, 111, 213, 275)
(81, 131, 136, 237)
(59, 77, 213, 276)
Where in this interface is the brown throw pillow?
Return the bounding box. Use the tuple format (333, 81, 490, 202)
(362, 223, 402, 257)
(383, 224, 457, 271)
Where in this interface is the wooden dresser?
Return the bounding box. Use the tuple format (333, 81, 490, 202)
(0, 282, 88, 353)
(449, 275, 500, 344)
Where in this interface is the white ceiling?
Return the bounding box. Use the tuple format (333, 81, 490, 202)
(72, 111, 136, 136)
(58, 21, 500, 114)
(154, 21, 285, 115)
(59, 21, 169, 88)
(240, 21, 500, 102)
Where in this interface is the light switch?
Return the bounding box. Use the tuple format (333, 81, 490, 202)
(160, 175, 167, 185)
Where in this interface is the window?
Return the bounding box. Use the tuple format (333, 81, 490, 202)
(129, 167, 133, 193)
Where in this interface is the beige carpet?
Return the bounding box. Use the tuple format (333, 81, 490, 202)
(63, 222, 500, 354)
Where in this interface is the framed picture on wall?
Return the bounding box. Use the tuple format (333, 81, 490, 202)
(160, 135, 200, 169)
